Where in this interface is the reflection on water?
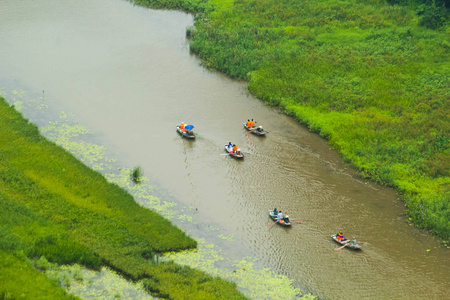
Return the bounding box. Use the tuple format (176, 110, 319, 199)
(1, 0, 449, 299)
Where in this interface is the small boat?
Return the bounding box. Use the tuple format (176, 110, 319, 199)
(244, 124, 266, 136)
(176, 125, 195, 139)
(269, 210, 291, 227)
(224, 145, 244, 159)
(331, 234, 363, 250)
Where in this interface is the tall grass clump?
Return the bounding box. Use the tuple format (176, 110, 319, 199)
(0, 97, 247, 299)
(131, 166, 143, 183)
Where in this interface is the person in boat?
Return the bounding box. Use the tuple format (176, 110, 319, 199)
(277, 210, 284, 221)
(284, 215, 290, 224)
(246, 119, 251, 127)
(250, 119, 255, 127)
(227, 142, 233, 152)
(180, 122, 185, 130)
(352, 237, 357, 245)
(273, 208, 278, 216)
(236, 148, 241, 155)
(232, 144, 238, 153)
(256, 125, 264, 133)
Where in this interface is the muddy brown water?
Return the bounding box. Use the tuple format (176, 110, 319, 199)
(1, 0, 449, 299)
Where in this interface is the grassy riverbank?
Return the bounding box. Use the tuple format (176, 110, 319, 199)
(134, 0, 449, 239)
(0, 98, 246, 299)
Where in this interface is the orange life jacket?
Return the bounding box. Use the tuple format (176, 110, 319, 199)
(250, 121, 255, 127)
(180, 124, 184, 129)
(233, 146, 238, 152)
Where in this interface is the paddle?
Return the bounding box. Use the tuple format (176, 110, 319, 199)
(291, 219, 303, 222)
(335, 240, 351, 251)
(269, 220, 279, 226)
(335, 244, 347, 251)
(194, 133, 203, 137)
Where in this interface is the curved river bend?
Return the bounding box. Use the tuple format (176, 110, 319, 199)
(0, 0, 449, 299)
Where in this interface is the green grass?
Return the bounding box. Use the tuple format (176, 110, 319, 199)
(0, 98, 247, 299)
(134, 0, 450, 239)
(0, 250, 77, 300)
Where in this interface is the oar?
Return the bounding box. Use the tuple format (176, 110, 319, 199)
(194, 133, 203, 137)
(291, 219, 303, 222)
(335, 240, 351, 251)
(269, 220, 279, 226)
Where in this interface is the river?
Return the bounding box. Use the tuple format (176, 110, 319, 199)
(0, 0, 449, 299)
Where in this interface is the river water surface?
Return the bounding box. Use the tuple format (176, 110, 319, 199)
(1, 0, 449, 299)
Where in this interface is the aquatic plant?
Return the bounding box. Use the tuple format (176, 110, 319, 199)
(131, 166, 143, 183)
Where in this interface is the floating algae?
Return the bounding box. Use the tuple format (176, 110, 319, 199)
(48, 265, 154, 300)
(163, 239, 315, 299)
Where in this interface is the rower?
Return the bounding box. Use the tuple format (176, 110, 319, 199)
(277, 211, 284, 221)
(227, 142, 233, 152)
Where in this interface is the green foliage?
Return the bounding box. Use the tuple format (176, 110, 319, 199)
(143, 261, 247, 300)
(0, 250, 77, 300)
(131, 166, 143, 183)
(31, 234, 102, 267)
(418, 0, 449, 29)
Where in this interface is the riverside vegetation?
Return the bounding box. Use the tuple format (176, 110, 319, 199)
(0, 98, 246, 299)
(132, 0, 449, 240)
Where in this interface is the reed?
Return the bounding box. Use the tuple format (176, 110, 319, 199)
(131, 166, 143, 183)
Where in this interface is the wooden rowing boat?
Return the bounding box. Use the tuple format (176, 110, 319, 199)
(243, 124, 266, 136)
(176, 125, 195, 139)
(269, 210, 291, 227)
(224, 145, 244, 159)
(331, 234, 363, 250)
